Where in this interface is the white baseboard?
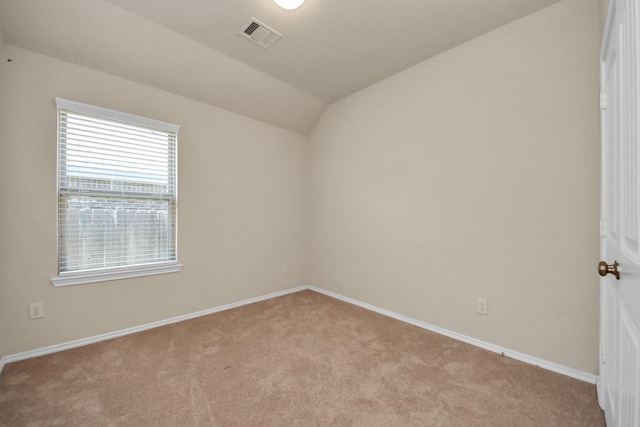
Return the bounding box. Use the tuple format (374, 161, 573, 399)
(307, 285, 598, 385)
(0, 285, 307, 374)
(0, 284, 598, 385)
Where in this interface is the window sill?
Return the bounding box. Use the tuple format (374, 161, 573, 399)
(51, 263, 182, 287)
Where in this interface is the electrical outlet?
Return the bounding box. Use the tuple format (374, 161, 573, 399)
(282, 263, 288, 274)
(476, 298, 488, 315)
(29, 302, 44, 319)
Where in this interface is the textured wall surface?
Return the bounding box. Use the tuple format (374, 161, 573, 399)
(0, 45, 308, 358)
(308, 0, 601, 374)
(0, 0, 602, 376)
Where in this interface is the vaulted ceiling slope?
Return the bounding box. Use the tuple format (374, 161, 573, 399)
(0, 0, 562, 134)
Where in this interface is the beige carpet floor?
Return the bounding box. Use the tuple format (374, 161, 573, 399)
(0, 290, 604, 426)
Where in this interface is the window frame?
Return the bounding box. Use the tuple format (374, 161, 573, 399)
(51, 98, 182, 287)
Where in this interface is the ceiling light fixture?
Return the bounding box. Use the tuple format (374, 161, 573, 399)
(274, 0, 304, 10)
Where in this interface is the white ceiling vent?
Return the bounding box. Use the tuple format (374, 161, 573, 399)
(240, 18, 282, 49)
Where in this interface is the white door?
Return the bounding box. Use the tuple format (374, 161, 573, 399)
(599, 0, 640, 425)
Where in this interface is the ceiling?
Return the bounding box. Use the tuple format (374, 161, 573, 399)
(0, 0, 563, 133)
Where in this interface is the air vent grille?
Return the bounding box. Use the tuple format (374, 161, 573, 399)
(240, 18, 281, 49)
(244, 22, 260, 35)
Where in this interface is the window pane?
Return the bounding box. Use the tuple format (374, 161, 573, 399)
(56, 98, 179, 278)
(61, 196, 175, 273)
(61, 112, 175, 195)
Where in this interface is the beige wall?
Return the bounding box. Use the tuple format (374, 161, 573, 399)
(1, 0, 602, 376)
(0, 23, 4, 73)
(308, 0, 601, 374)
(601, 0, 610, 33)
(0, 45, 308, 358)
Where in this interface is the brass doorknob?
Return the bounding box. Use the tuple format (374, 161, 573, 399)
(598, 260, 620, 280)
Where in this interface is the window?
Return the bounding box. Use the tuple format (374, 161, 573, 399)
(52, 98, 181, 286)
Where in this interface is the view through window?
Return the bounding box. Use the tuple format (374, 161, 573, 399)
(54, 98, 180, 285)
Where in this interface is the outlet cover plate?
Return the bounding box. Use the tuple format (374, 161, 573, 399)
(29, 302, 44, 319)
(477, 298, 488, 315)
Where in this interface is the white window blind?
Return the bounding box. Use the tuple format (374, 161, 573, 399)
(53, 98, 180, 286)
